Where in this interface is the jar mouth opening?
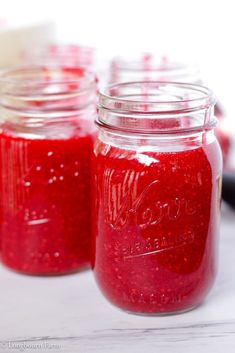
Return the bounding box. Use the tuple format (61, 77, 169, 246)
(98, 81, 216, 135)
(99, 81, 215, 112)
(0, 65, 97, 98)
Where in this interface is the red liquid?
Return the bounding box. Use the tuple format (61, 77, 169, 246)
(0, 129, 93, 275)
(93, 140, 221, 314)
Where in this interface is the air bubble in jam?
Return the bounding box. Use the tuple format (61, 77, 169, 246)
(92, 139, 222, 314)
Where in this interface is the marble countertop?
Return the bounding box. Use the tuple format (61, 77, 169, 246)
(0, 205, 234, 353)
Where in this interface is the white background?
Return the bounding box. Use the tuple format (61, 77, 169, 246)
(0, 0, 234, 127)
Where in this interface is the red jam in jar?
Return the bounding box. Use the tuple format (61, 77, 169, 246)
(92, 82, 222, 314)
(0, 67, 97, 275)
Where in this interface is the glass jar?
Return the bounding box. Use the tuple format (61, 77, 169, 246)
(109, 55, 200, 83)
(23, 43, 109, 90)
(0, 66, 97, 275)
(92, 81, 222, 315)
(109, 55, 230, 166)
(24, 44, 95, 69)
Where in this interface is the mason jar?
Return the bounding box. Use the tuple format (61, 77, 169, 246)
(0, 66, 97, 275)
(92, 81, 222, 315)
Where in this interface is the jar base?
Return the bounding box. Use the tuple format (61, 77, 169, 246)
(120, 303, 201, 317)
(1, 261, 90, 277)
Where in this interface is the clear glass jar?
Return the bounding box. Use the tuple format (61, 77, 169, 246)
(23, 43, 109, 87)
(0, 66, 97, 275)
(24, 44, 95, 68)
(109, 55, 200, 83)
(109, 55, 230, 166)
(92, 81, 222, 315)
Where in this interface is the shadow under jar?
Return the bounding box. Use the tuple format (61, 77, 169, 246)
(92, 81, 222, 315)
(0, 66, 97, 275)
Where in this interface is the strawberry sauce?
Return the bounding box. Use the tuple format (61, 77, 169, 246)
(0, 130, 94, 274)
(93, 139, 221, 314)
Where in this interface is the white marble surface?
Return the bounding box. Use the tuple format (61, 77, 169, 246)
(0, 204, 234, 353)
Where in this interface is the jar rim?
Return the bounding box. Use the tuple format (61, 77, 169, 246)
(0, 65, 97, 97)
(97, 81, 216, 135)
(0, 66, 97, 124)
(99, 81, 215, 112)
